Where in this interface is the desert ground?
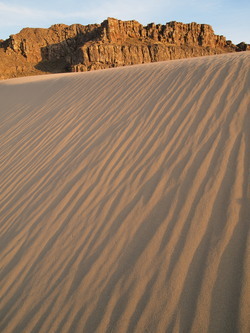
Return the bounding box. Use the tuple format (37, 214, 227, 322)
(0, 52, 249, 332)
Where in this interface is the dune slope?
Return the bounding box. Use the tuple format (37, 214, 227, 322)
(0, 52, 250, 333)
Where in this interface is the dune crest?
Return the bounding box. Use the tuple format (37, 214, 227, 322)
(0, 52, 250, 333)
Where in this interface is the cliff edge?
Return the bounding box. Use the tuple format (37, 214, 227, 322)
(0, 18, 248, 79)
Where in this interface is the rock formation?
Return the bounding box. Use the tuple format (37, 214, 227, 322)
(0, 17, 247, 79)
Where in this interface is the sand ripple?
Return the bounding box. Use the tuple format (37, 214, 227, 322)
(0, 52, 250, 332)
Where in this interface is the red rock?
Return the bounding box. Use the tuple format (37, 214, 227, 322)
(0, 17, 245, 79)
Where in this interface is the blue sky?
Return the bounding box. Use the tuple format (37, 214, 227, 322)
(0, 0, 249, 44)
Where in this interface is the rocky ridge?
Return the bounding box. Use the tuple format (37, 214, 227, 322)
(0, 18, 248, 79)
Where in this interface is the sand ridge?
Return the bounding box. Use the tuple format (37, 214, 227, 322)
(0, 52, 250, 332)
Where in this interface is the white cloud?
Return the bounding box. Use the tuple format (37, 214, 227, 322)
(0, 2, 61, 27)
(0, 0, 168, 26)
(0, 0, 223, 28)
(0, 0, 168, 36)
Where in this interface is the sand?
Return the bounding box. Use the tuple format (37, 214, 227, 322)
(0, 52, 249, 333)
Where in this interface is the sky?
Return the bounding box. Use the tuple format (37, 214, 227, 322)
(0, 0, 249, 44)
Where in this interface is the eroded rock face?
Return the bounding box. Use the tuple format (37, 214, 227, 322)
(0, 17, 245, 79)
(6, 23, 102, 62)
(71, 44, 223, 73)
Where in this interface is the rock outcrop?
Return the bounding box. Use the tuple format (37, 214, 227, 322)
(236, 42, 250, 52)
(0, 17, 246, 79)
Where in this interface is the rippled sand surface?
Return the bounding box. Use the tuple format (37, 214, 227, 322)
(0, 52, 250, 333)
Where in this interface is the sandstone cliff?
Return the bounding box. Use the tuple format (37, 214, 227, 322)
(0, 18, 247, 79)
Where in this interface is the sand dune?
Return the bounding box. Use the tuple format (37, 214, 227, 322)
(0, 52, 249, 333)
